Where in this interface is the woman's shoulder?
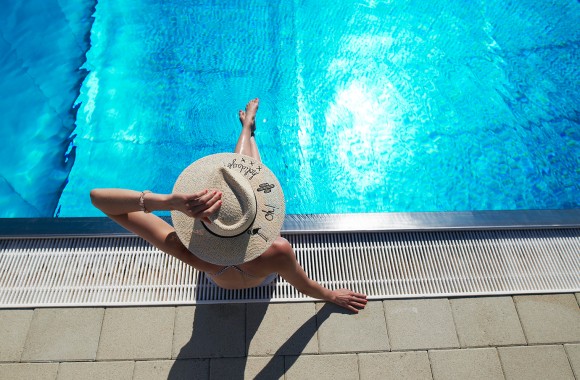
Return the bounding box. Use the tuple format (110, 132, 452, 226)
(250, 239, 295, 272)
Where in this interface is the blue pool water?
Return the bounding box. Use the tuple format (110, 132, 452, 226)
(1, 0, 579, 218)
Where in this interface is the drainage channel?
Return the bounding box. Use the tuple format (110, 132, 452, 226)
(1, 228, 578, 308)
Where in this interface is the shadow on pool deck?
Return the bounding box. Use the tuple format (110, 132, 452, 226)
(168, 303, 344, 379)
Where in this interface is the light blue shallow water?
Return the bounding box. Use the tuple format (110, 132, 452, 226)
(1, 0, 579, 218)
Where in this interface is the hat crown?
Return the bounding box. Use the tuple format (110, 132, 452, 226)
(171, 153, 285, 265)
(204, 167, 256, 237)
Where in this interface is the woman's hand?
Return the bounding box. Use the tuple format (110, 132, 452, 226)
(329, 288, 368, 313)
(171, 190, 222, 224)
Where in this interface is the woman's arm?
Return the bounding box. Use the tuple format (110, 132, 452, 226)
(89, 188, 222, 222)
(90, 188, 223, 273)
(89, 188, 167, 215)
(267, 238, 367, 313)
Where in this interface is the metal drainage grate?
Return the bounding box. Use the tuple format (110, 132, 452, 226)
(0, 229, 579, 308)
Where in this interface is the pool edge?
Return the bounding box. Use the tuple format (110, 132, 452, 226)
(0, 209, 579, 238)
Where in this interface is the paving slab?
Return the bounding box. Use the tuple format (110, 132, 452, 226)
(21, 308, 103, 361)
(133, 359, 209, 380)
(316, 301, 389, 353)
(247, 302, 318, 356)
(358, 351, 432, 380)
(564, 344, 580, 379)
(450, 296, 526, 347)
(514, 294, 580, 344)
(0, 309, 33, 362)
(429, 348, 503, 380)
(210, 356, 284, 379)
(56, 361, 134, 380)
(498, 345, 574, 380)
(172, 304, 245, 359)
(97, 307, 175, 361)
(0, 363, 58, 380)
(575, 293, 579, 307)
(285, 353, 359, 380)
(384, 298, 459, 350)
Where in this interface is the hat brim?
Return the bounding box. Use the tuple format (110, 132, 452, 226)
(171, 153, 285, 265)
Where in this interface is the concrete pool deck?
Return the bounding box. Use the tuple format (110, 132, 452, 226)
(1, 294, 579, 379)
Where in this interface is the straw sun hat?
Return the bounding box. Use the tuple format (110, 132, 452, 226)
(171, 153, 285, 265)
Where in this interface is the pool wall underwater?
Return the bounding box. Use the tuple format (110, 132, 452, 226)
(0, 0, 578, 221)
(0, 0, 96, 218)
(1, 210, 580, 238)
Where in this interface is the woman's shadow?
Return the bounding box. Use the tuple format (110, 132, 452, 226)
(168, 274, 344, 379)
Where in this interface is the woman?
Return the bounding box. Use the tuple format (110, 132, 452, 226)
(90, 98, 367, 312)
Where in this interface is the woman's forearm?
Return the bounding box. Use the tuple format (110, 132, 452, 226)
(90, 188, 173, 216)
(274, 240, 366, 312)
(295, 279, 368, 313)
(296, 279, 336, 302)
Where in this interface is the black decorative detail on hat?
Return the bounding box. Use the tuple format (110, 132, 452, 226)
(248, 227, 268, 241)
(262, 204, 278, 221)
(201, 220, 255, 239)
(257, 183, 275, 194)
(226, 158, 259, 180)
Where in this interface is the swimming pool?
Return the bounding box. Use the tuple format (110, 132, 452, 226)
(1, 0, 578, 218)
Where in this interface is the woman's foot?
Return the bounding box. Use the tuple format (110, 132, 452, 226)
(238, 98, 259, 134)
